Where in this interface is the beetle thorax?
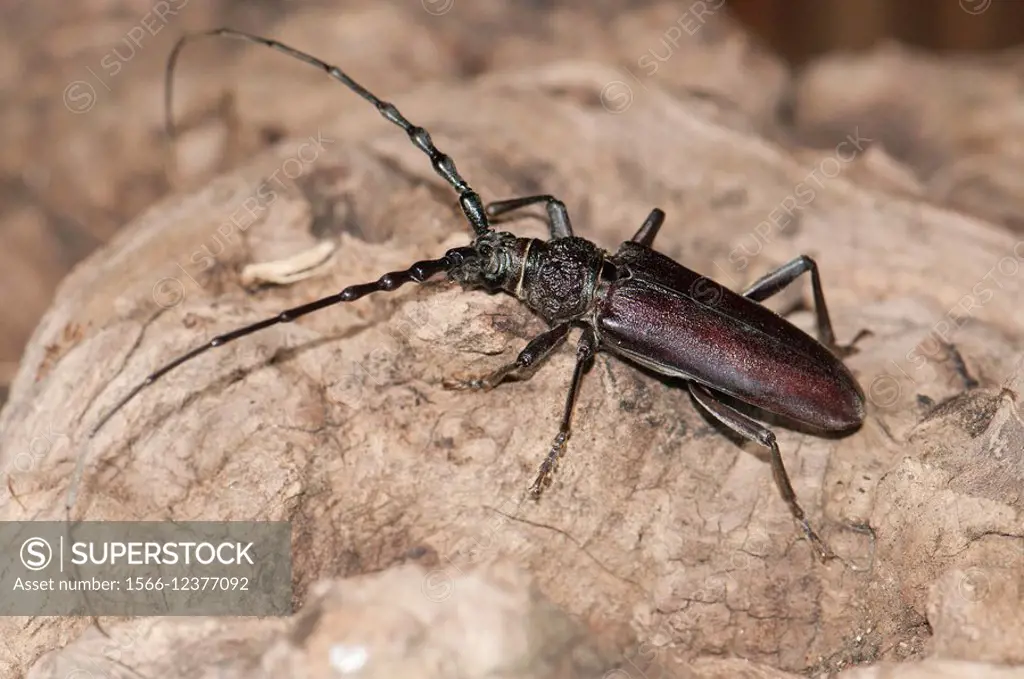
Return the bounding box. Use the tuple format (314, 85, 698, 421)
(517, 237, 606, 323)
(450, 232, 606, 324)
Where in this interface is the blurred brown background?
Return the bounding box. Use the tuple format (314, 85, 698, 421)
(732, 0, 1024, 64)
(2, 0, 1022, 406)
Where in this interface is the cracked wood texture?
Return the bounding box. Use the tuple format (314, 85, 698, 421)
(2, 2, 1024, 678)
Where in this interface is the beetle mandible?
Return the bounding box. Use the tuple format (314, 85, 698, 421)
(80, 28, 870, 561)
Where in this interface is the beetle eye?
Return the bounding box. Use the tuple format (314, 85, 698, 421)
(485, 251, 504, 276)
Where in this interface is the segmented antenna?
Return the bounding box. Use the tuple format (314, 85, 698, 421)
(165, 28, 492, 236)
(67, 29, 497, 513)
(68, 248, 475, 511)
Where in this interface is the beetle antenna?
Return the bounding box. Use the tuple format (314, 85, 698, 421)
(88, 248, 473, 439)
(68, 247, 475, 513)
(165, 28, 492, 237)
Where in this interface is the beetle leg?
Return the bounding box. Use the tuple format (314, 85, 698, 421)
(741, 255, 870, 357)
(942, 341, 979, 390)
(630, 208, 666, 247)
(688, 382, 835, 562)
(484, 194, 574, 238)
(442, 323, 570, 391)
(529, 325, 597, 499)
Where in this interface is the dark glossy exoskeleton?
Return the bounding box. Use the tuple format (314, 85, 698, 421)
(81, 28, 869, 560)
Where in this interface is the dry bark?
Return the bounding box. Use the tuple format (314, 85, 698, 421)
(2, 3, 1024, 679)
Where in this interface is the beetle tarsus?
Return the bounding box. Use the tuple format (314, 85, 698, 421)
(689, 383, 837, 560)
(441, 376, 493, 391)
(530, 430, 568, 499)
(528, 326, 596, 499)
(800, 518, 836, 563)
(831, 328, 873, 359)
(942, 341, 979, 390)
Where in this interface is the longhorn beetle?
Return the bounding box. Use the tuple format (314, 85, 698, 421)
(78, 28, 870, 561)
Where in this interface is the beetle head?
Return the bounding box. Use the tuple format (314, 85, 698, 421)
(448, 230, 528, 293)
